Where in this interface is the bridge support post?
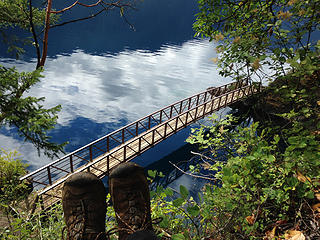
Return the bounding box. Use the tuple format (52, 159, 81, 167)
(185, 112, 189, 125)
(204, 91, 208, 102)
(69, 155, 74, 173)
(174, 117, 178, 132)
(47, 167, 52, 185)
(136, 122, 139, 136)
(138, 137, 142, 152)
(89, 145, 93, 161)
(152, 130, 155, 145)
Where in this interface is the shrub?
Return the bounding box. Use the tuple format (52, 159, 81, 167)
(0, 150, 29, 209)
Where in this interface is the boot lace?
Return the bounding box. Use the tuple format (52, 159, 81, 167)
(61, 199, 106, 240)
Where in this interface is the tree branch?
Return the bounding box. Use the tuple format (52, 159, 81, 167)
(50, 1, 135, 29)
(50, 0, 103, 14)
(190, 151, 215, 162)
(50, 8, 106, 28)
(169, 161, 216, 182)
(28, 0, 41, 68)
(39, 0, 52, 68)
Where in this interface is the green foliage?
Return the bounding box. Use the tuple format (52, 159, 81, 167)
(148, 69, 319, 238)
(0, 0, 45, 30)
(191, 2, 320, 235)
(0, 1, 65, 158)
(150, 185, 203, 239)
(0, 0, 42, 58)
(194, 0, 320, 82)
(0, 149, 28, 207)
(0, 65, 67, 158)
(0, 0, 58, 58)
(184, 73, 320, 238)
(1, 202, 65, 240)
(0, 150, 63, 240)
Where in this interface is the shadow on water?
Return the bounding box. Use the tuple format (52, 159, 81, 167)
(146, 143, 198, 187)
(146, 143, 219, 201)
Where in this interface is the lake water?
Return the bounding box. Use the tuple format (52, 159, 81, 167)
(0, 0, 231, 191)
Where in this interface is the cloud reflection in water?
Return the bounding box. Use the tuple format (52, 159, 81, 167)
(0, 39, 230, 169)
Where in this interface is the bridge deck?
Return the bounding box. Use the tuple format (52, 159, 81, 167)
(21, 82, 260, 209)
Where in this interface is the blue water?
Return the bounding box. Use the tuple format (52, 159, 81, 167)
(0, 0, 231, 191)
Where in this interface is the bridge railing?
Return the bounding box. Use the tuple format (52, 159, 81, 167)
(21, 80, 254, 193)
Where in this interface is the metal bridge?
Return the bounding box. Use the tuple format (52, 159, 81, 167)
(21, 81, 260, 209)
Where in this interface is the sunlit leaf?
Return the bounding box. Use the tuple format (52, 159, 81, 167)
(315, 193, 320, 201)
(164, 188, 174, 197)
(265, 226, 276, 240)
(312, 203, 320, 212)
(180, 185, 189, 199)
(284, 230, 305, 240)
(245, 214, 255, 225)
(172, 233, 185, 240)
(173, 198, 184, 207)
(296, 171, 311, 183)
(187, 205, 200, 217)
(148, 170, 156, 178)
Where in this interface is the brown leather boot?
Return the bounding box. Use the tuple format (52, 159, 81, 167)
(108, 162, 155, 240)
(62, 172, 107, 240)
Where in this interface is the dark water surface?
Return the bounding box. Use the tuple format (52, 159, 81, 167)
(0, 0, 231, 190)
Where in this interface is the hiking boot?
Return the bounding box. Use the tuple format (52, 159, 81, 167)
(108, 162, 155, 240)
(127, 230, 158, 240)
(62, 172, 107, 240)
